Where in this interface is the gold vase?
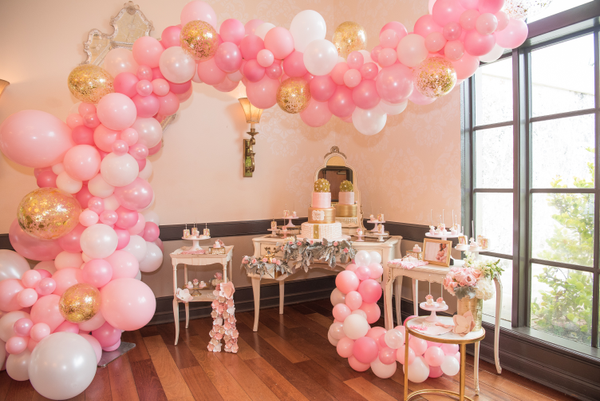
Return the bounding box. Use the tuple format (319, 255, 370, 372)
(457, 297, 483, 331)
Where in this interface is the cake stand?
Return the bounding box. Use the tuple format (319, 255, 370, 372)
(283, 215, 298, 227)
(182, 235, 211, 251)
(267, 228, 279, 238)
(367, 219, 385, 233)
(419, 301, 449, 323)
(425, 231, 460, 241)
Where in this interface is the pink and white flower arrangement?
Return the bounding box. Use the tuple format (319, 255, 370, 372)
(444, 254, 503, 300)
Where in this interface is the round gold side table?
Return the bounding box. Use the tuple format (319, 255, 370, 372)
(403, 316, 485, 401)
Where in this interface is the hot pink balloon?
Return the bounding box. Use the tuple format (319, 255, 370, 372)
(300, 99, 332, 128)
(432, 0, 467, 27)
(215, 42, 243, 73)
(380, 21, 408, 40)
(30, 294, 64, 332)
(82, 259, 113, 288)
(309, 76, 336, 102)
(101, 278, 156, 331)
(168, 80, 190, 95)
(246, 77, 280, 109)
(264, 27, 294, 60)
(243, 59, 266, 82)
(495, 19, 528, 49)
(353, 337, 378, 364)
(91, 321, 122, 348)
(0, 110, 74, 168)
(9, 219, 62, 261)
(161, 26, 182, 48)
(114, 177, 154, 211)
(180, 0, 218, 29)
(414, 15, 443, 38)
(376, 64, 414, 103)
(464, 30, 496, 56)
(97, 93, 138, 131)
(132, 36, 163, 68)
(240, 35, 265, 60)
(142, 222, 160, 242)
(282, 51, 307, 78)
(352, 80, 380, 110)
(335, 270, 360, 294)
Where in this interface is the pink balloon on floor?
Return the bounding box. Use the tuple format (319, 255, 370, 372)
(358, 279, 382, 303)
(101, 278, 156, 331)
(80, 333, 103, 363)
(348, 355, 370, 372)
(335, 270, 360, 294)
(91, 321, 122, 348)
(353, 336, 379, 364)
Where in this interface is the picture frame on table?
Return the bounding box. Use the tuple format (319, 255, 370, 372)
(423, 238, 452, 267)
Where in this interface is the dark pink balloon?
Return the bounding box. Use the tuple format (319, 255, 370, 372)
(115, 207, 139, 229)
(132, 94, 160, 118)
(220, 19, 245, 45)
(310, 76, 336, 102)
(9, 219, 62, 261)
(282, 51, 307, 78)
(168, 80, 191, 95)
(464, 30, 496, 56)
(243, 59, 266, 82)
(142, 222, 160, 242)
(353, 337, 378, 364)
(352, 80, 380, 110)
(58, 223, 85, 253)
(161, 26, 182, 48)
(240, 34, 265, 59)
(215, 42, 243, 73)
(71, 125, 95, 146)
(376, 64, 414, 103)
(358, 279, 382, 303)
(114, 72, 139, 98)
(37, 170, 57, 188)
(328, 86, 356, 118)
(115, 229, 131, 250)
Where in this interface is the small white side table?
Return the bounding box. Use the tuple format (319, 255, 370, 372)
(170, 245, 234, 345)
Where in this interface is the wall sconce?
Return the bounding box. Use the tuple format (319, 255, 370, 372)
(0, 80, 9, 98)
(239, 97, 263, 177)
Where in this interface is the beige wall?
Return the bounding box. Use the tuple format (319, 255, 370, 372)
(0, 0, 462, 297)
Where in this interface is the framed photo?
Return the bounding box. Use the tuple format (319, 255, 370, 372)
(423, 238, 452, 267)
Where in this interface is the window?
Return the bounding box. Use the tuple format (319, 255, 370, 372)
(463, 1, 600, 349)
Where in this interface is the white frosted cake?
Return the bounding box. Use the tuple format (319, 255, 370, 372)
(301, 179, 342, 240)
(335, 180, 358, 226)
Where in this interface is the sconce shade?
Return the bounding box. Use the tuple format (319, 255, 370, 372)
(0, 80, 9, 97)
(239, 97, 263, 125)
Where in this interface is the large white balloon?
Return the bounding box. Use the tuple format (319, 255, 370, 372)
(159, 46, 196, 84)
(441, 354, 460, 376)
(103, 47, 139, 78)
(123, 235, 148, 262)
(354, 250, 371, 267)
(352, 106, 387, 136)
(80, 224, 118, 259)
(342, 314, 370, 340)
(139, 241, 163, 273)
(0, 250, 31, 282)
(29, 333, 97, 400)
(289, 11, 327, 52)
(6, 349, 31, 381)
(371, 357, 397, 379)
(303, 39, 339, 76)
(100, 153, 140, 187)
(131, 117, 163, 148)
(407, 356, 430, 383)
(368, 251, 382, 265)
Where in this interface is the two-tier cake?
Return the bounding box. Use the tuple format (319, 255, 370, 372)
(335, 180, 358, 226)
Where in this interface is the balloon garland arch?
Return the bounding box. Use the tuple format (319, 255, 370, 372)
(0, 0, 531, 398)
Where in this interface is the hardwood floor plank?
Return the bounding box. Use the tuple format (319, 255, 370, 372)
(108, 354, 140, 401)
(344, 377, 397, 401)
(180, 365, 224, 401)
(0, 371, 12, 401)
(235, 337, 260, 361)
(276, 307, 329, 339)
(187, 335, 251, 401)
(143, 335, 194, 401)
(244, 357, 309, 401)
(7, 379, 36, 401)
(129, 359, 167, 401)
(139, 325, 160, 337)
(305, 312, 334, 329)
(84, 366, 111, 401)
(214, 351, 280, 401)
(122, 330, 150, 363)
(296, 360, 367, 401)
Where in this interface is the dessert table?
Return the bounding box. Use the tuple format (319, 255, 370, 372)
(249, 235, 401, 331)
(170, 245, 234, 345)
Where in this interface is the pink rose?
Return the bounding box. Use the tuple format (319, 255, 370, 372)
(297, 241, 302, 246)
(262, 258, 268, 263)
(310, 240, 314, 245)
(242, 259, 248, 264)
(276, 260, 281, 266)
(251, 258, 257, 264)
(343, 247, 349, 253)
(215, 272, 223, 280)
(333, 241, 338, 246)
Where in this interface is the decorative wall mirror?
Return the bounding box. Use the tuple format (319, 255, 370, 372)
(315, 146, 363, 233)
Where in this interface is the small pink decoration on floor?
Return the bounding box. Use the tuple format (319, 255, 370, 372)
(208, 276, 238, 353)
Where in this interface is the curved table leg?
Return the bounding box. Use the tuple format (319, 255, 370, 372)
(494, 277, 503, 374)
(394, 275, 403, 327)
(252, 275, 261, 332)
(383, 272, 394, 330)
(279, 280, 285, 315)
(474, 342, 480, 395)
(173, 297, 180, 345)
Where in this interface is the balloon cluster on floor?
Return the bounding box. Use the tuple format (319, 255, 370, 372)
(328, 250, 462, 381)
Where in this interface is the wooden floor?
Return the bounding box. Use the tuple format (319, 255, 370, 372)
(0, 299, 579, 401)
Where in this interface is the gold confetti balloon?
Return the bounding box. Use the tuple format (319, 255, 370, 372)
(276, 78, 311, 114)
(414, 57, 457, 99)
(67, 64, 114, 104)
(332, 21, 367, 59)
(59, 283, 101, 323)
(181, 20, 219, 61)
(17, 188, 82, 240)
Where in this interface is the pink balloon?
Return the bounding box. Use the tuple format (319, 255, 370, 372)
(82, 259, 113, 288)
(359, 302, 381, 324)
(282, 51, 307, 78)
(0, 279, 25, 312)
(157, 92, 180, 116)
(330, 63, 349, 85)
(495, 11, 509, 31)
(368, 263, 384, 280)
(397, 345, 415, 365)
(114, 72, 139, 98)
(6, 336, 28, 355)
(414, 15, 443, 38)
(51, 268, 80, 296)
(495, 19, 528, 49)
(97, 93, 138, 131)
(30, 294, 64, 332)
(343, 69, 361, 88)
(245, 19, 264, 35)
(441, 343, 459, 355)
(332, 303, 352, 322)
(80, 333, 103, 363)
(13, 318, 33, 337)
(376, 64, 413, 103)
(137, 66, 153, 81)
(460, 9, 481, 30)
(366, 327, 386, 341)
(180, 0, 218, 29)
(355, 266, 370, 281)
(478, 0, 504, 14)
(429, 365, 444, 378)
(35, 278, 56, 296)
(132, 94, 160, 118)
(451, 53, 480, 79)
(264, 27, 294, 60)
(371, 45, 382, 64)
(9, 220, 62, 261)
(424, 345, 445, 367)
(377, 48, 397, 67)
(335, 270, 360, 294)
(476, 13, 498, 35)
(114, 177, 154, 211)
(111, 139, 129, 156)
(79, 210, 99, 227)
(93, 124, 119, 152)
(83, 113, 100, 129)
(257, 49, 275, 68)
(379, 347, 397, 365)
(360, 63, 378, 80)
(142, 222, 160, 242)
(379, 29, 400, 49)
(336, 337, 354, 358)
(243, 59, 266, 82)
(78, 310, 106, 332)
(63, 145, 101, 181)
(36, 170, 57, 188)
(29, 323, 51, 342)
(54, 321, 79, 334)
(71, 125, 94, 146)
(352, 80, 380, 110)
(358, 279, 382, 304)
(328, 86, 356, 118)
(246, 77, 280, 109)
(92, 321, 122, 348)
(17, 288, 38, 308)
(353, 337, 378, 364)
(115, 207, 139, 229)
(464, 30, 496, 56)
(444, 40, 465, 61)
(347, 51, 364, 70)
(220, 19, 245, 45)
(380, 21, 408, 40)
(0, 110, 74, 168)
(79, 103, 96, 117)
(410, 337, 428, 356)
(161, 26, 182, 48)
(101, 278, 156, 331)
(300, 99, 332, 127)
(432, 0, 467, 27)
(132, 37, 163, 68)
(240, 34, 265, 60)
(105, 250, 139, 279)
(100, 210, 118, 225)
(114, 229, 131, 251)
(21, 271, 42, 289)
(197, 58, 227, 85)
(409, 88, 437, 105)
(215, 42, 243, 73)
(57, 224, 85, 253)
(345, 291, 363, 311)
(34, 269, 51, 279)
(348, 355, 370, 372)
(103, 338, 122, 352)
(152, 79, 170, 97)
(460, 0, 480, 8)
(443, 22, 463, 41)
(66, 113, 84, 129)
(309, 76, 336, 102)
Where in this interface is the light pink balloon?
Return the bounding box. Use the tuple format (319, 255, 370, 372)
(379, 29, 400, 49)
(300, 99, 332, 127)
(264, 27, 295, 60)
(348, 355, 370, 372)
(91, 321, 122, 348)
(9, 220, 62, 262)
(152, 79, 170, 97)
(30, 323, 51, 342)
(256, 49, 274, 68)
(332, 303, 351, 322)
(441, 343, 459, 355)
(93, 124, 119, 152)
(35, 277, 56, 296)
(376, 64, 413, 103)
(114, 177, 153, 211)
(180, 0, 218, 29)
(478, 0, 504, 14)
(6, 336, 28, 355)
(132, 36, 163, 68)
(464, 30, 496, 56)
(432, 0, 467, 27)
(429, 365, 444, 378)
(197, 58, 227, 85)
(0, 110, 74, 168)
(345, 291, 363, 311)
(397, 345, 415, 365)
(378, 48, 398, 67)
(328, 86, 356, 118)
(451, 53, 480, 79)
(335, 270, 360, 294)
(409, 88, 437, 105)
(63, 145, 101, 182)
(246, 77, 280, 109)
(128, 213, 146, 236)
(359, 302, 381, 324)
(30, 294, 64, 332)
(54, 321, 79, 334)
(355, 266, 370, 281)
(79, 333, 102, 363)
(330, 63, 350, 85)
(51, 268, 80, 296)
(21, 271, 42, 289)
(215, 42, 243, 73)
(101, 278, 156, 331)
(379, 347, 397, 365)
(245, 19, 264, 35)
(137, 66, 153, 81)
(336, 337, 354, 358)
(346, 51, 364, 70)
(360, 63, 378, 80)
(16, 289, 38, 308)
(414, 15, 442, 38)
(66, 113, 84, 129)
(397, 34, 428, 68)
(343, 69, 361, 88)
(105, 250, 139, 279)
(142, 222, 160, 242)
(158, 92, 180, 116)
(495, 11, 509, 31)
(444, 40, 465, 61)
(79, 310, 106, 332)
(159, 47, 196, 84)
(97, 93, 138, 131)
(131, 117, 162, 148)
(380, 21, 408, 39)
(0, 279, 25, 312)
(476, 13, 498, 35)
(220, 19, 245, 45)
(424, 345, 445, 367)
(13, 318, 33, 337)
(443, 22, 463, 41)
(368, 263, 384, 279)
(410, 337, 428, 356)
(495, 19, 528, 49)
(81, 259, 113, 288)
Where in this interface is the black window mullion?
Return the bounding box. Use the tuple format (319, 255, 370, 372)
(592, 29, 600, 348)
(461, 72, 475, 239)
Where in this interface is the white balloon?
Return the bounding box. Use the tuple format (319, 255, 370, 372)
(255, 23, 275, 40)
(80, 224, 118, 259)
(138, 159, 153, 180)
(480, 44, 505, 63)
(351, 309, 368, 319)
(379, 99, 408, 115)
(290, 10, 327, 52)
(88, 174, 115, 198)
(371, 357, 397, 379)
(159, 46, 196, 84)
(0, 311, 30, 342)
(429, 0, 437, 14)
(6, 349, 31, 381)
(142, 210, 160, 225)
(123, 235, 148, 262)
(54, 251, 83, 270)
(328, 332, 339, 346)
(100, 153, 139, 187)
(34, 261, 56, 275)
(441, 354, 460, 376)
(56, 171, 83, 194)
(29, 333, 97, 400)
(303, 39, 339, 76)
(0, 250, 31, 281)
(131, 117, 163, 148)
(139, 241, 163, 273)
(352, 106, 387, 136)
(354, 250, 371, 267)
(103, 47, 139, 78)
(328, 322, 346, 340)
(407, 356, 430, 383)
(135, 270, 142, 280)
(51, 163, 65, 175)
(342, 314, 370, 340)
(330, 288, 346, 306)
